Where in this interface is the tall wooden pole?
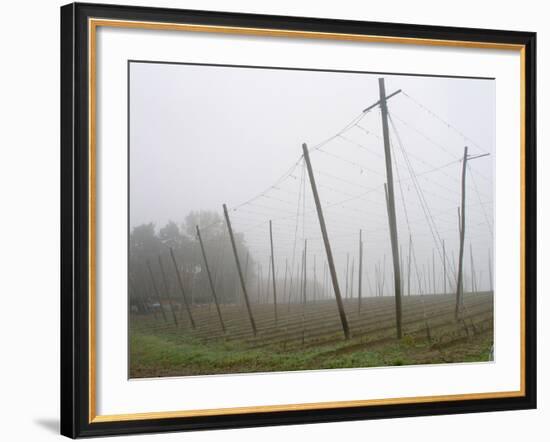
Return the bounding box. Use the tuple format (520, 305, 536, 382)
(265, 256, 271, 305)
(157, 255, 179, 327)
(146, 260, 167, 322)
(358, 229, 363, 313)
(222, 204, 257, 336)
(196, 225, 226, 333)
(455, 146, 468, 319)
(384, 181, 403, 337)
(169, 248, 195, 329)
(379, 78, 403, 339)
(302, 143, 350, 339)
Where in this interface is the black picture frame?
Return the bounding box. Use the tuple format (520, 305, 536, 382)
(61, 2, 536, 438)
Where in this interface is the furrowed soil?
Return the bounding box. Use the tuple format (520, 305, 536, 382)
(129, 292, 493, 378)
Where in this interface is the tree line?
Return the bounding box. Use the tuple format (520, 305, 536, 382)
(129, 210, 254, 312)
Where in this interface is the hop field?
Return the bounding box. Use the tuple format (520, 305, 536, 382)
(129, 291, 493, 378)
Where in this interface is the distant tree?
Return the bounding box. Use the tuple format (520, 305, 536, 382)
(129, 211, 256, 308)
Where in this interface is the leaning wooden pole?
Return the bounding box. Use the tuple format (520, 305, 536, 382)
(196, 225, 226, 333)
(455, 146, 468, 319)
(379, 78, 403, 339)
(157, 255, 179, 327)
(222, 204, 257, 336)
(269, 220, 278, 323)
(384, 183, 402, 337)
(169, 248, 195, 329)
(302, 143, 350, 339)
(146, 260, 167, 322)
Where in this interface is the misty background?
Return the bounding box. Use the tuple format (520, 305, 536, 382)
(129, 61, 494, 303)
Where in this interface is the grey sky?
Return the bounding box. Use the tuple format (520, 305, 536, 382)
(130, 61, 494, 294)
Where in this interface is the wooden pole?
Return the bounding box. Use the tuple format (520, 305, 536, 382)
(358, 229, 363, 313)
(269, 220, 278, 323)
(169, 248, 195, 329)
(384, 182, 402, 337)
(222, 204, 257, 336)
(302, 143, 350, 339)
(157, 255, 179, 327)
(266, 256, 271, 305)
(379, 78, 403, 339)
(146, 260, 167, 322)
(455, 146, 468, 319)
(196, 225, 226, 333)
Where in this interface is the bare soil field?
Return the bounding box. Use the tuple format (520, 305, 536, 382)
(129, 292, 493, 378)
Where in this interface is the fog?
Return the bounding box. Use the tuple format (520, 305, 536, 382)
(129, 61, 494, 297)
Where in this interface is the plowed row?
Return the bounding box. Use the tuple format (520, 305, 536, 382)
(131, 292, 493, 352)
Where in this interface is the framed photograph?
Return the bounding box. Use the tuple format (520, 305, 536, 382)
(60, 2, 536, 438)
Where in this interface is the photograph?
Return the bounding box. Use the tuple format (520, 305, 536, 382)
(128, 61, 495, 379)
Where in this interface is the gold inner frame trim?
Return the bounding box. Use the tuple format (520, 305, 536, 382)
(88, 17, 527, 424)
